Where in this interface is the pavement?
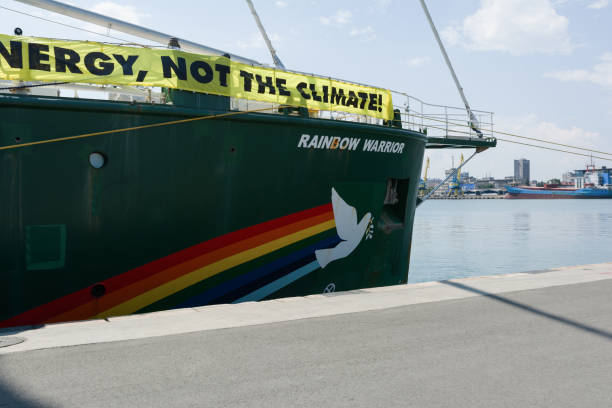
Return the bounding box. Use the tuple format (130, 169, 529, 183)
(1, 263, 611, 407)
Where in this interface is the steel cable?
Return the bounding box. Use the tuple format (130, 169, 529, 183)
(0, 5, 132, 43)
(406, 112, 612, 157)
(403, 120, 612, 163)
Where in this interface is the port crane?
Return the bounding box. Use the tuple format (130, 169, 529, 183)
(418, 157, 430, 196)
(448, 154, 464, 196)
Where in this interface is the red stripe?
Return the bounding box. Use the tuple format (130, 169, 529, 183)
(108, 203, 332, 290)
(1, 203, 332, 328)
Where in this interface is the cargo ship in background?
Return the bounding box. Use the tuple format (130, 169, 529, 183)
(505, 164, 612, 199)
(505, 185, 612, 199)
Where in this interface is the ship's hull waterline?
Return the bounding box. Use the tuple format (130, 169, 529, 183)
(0, 94, 426, 327)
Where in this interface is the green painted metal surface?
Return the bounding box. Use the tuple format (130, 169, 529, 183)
(0, 93, 426, 326)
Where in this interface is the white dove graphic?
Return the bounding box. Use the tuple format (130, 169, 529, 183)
(315, 188, 372, 268)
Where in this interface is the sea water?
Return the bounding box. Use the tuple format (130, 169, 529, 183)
(408, 199, 612, 283)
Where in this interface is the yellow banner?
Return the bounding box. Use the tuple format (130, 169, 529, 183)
(0, 34, 393, 120)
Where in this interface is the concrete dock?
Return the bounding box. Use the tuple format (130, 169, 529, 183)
(1, 263, 612, 407)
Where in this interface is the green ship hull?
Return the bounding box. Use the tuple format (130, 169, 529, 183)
(0, 92, 427, 327)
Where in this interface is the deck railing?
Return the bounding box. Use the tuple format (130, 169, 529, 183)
(391, 92, 495, 141)
(1, 81, 494, 141)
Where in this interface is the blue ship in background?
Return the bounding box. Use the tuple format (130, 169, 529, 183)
(505, 185, 612, 199)
(506, 164, 612, 199)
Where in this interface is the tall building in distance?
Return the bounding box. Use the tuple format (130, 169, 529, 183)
(514, 158, 530, 185)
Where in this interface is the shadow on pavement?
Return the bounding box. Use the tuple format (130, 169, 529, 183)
(0, 377, 47, 408)
(442, 280, 612, 341)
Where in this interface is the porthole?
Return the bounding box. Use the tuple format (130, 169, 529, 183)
(89, 152, 106, 169)
(90, 283, 106, 298)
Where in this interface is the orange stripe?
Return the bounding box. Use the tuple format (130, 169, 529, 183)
(99, 220, 335, 318)
(47, 210, 334, 323)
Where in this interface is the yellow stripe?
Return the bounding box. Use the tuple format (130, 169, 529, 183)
(97, 219, 335, 318)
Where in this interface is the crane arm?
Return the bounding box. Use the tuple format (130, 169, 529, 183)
(456, 154, 464, 181)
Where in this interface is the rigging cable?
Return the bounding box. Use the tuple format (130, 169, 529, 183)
(495, 137, 612, 162)
(0, 88, 608, 161)
(417, 150, 479, 206)
(0, 81, 68, 90)
(0, 88, 607, 162)
(403, 120, 612, 163)
(245, 0, 285, 69)
(4, 2, 607, 160)
(407, 112, 612, 157)
(418, 0, 481, 135)
(0, 5, 131, 44)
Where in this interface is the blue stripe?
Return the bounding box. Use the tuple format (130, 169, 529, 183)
(233, 261, 321, 303)
(177, 236, 338, 308)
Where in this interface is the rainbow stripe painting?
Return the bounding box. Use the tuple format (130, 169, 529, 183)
(1, 187, 376, 328)
(1, 202, 340, 328)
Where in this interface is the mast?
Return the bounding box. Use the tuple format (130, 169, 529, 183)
(245, 0, 285, 69)
(418, 0, 482, 137)
(14, 0, 263, 66)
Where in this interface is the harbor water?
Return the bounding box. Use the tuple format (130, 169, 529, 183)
(408, 199, 612, 283)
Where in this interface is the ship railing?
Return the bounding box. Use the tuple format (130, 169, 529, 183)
(231, 91, 496, 139)
(229, 97, 384, 125)
(0, 80, 164, 103)
(1, 81, 494, 138)
(390, 91, 495, 141)
(229, 91, 495, 137)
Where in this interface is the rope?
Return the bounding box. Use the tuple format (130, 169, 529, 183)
(2, 93, 608, 164)
(0, 81, 68, 91)
(407, 112, 612, 157)
(0, 5, 604, 160)
(403, 120, 612, 163)
(0, 105, 289, 151)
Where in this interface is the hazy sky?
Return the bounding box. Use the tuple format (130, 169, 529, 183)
(1, 0, 611, 180)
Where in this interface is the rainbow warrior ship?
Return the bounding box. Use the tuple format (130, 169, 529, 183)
(0, 0, 495, 328)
